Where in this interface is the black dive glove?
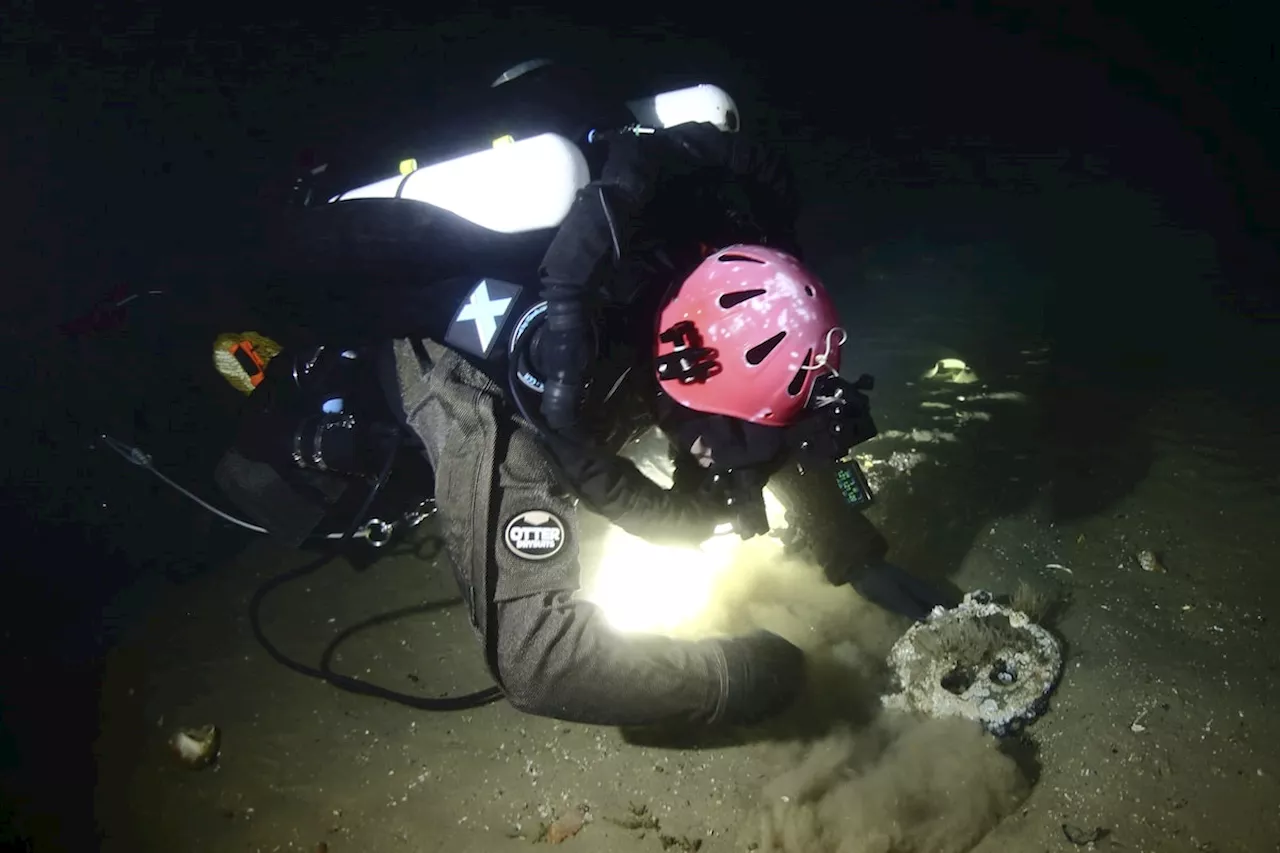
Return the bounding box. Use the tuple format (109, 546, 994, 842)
(662, 411, 790, 540)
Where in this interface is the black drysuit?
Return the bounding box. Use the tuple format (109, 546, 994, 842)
(386, 123, 814, 727)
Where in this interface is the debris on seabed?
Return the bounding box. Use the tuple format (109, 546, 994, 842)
(542, 806, 588, 844)
(922, 357, 979, 384)
(605, 803, 661, 832)
(169, 724, 221, 769)
(1137, 549, 1167, 573)
(1130, 706, 1152, 734)
(1062, 824, 1110, 845)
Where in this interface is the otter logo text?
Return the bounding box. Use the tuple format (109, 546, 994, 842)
(503, 510, 566, 561)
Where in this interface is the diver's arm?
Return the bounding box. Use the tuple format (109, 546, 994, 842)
(534, 137, 730, 542)
(536, 185, 622, 433)
(540, 438, 729, 547)
(532, 126, 799, 543)
(537, 128, 676, 433)
(537, 125, 799, 431)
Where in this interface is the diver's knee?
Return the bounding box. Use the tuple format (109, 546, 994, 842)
(491, 608, 561, 717)
(495, 653, 572, 718)
(497, 673, 546, 715)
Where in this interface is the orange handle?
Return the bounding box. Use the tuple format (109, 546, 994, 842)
(228, 340, 267, 386)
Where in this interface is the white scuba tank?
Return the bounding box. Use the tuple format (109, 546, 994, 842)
(328, 83, 741, 235)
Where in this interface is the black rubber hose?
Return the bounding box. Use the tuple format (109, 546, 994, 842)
(248, 550, 503, 711)
(248, 430, 503, 711)
(316, 600, 504, 709)
(341, 427, 402, 540)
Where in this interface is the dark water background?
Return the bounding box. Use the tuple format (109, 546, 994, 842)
(2, 2, 1277, 849)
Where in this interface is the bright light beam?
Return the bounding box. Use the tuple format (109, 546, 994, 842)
(580, 488, 790, 636)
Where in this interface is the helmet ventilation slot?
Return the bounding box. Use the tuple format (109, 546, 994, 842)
(718, 253, 767, 264)
(718, 288, 767, 309)
(746, 331, 786, 365)
(788, 350, 814, 396)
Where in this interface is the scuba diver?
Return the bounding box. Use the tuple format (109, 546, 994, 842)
(241, 60, 953, 728)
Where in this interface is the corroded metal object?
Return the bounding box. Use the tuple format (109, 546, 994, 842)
(882, 591, 1064, 736)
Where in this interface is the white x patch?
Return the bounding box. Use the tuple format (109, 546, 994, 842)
(455, 280, 513, 354)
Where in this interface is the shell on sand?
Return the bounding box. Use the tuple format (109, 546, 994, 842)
(169, 724, 221, 769)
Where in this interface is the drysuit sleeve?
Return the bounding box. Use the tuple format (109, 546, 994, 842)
(537, 124, 802, 433)
(539, 436, 731, 548)
(534, 124, 800, 543)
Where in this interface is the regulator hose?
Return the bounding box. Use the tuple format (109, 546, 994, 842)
(247, 549, 503, 711)
(249, 429, 503, 711)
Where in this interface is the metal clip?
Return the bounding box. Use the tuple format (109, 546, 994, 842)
(360, 518, 394, 548)
(402, 498, 439, 529)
